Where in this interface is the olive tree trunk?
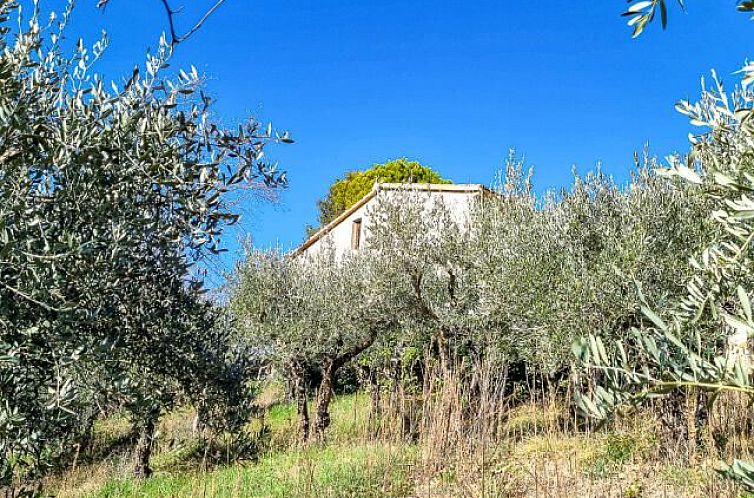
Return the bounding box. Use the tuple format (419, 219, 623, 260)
(312, 322, 389, 442)
(314, 360, 336, 442)
(294, 372, 310, 443)
(133, 410, 159, 479)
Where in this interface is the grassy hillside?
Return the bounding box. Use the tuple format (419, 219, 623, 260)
(46, 387, 753, 498)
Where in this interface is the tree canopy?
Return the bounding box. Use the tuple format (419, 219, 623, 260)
(231, 152, 712, 443)
(313, 158, 450, 230)
(573, 1, 754, 491)
(0, 2, 286, 491)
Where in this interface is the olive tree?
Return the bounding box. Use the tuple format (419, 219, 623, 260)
(552, 163, 712, 364)
(357, 157, 709, 395)
(0, 2, 286, 491)
(365, 188, 481, 378)
(572, 1, 754, 490)
(230, 246, 395, 442)
(575, 72, 754, 490)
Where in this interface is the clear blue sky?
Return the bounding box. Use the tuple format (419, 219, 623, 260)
(61, 1, 752, 277)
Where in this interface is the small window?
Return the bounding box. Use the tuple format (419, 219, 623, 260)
(351, 219, 362, 250)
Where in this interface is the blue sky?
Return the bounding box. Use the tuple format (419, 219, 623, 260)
(60, 1, 752, 276)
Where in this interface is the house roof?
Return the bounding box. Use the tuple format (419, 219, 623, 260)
(290, 182, 491, 257)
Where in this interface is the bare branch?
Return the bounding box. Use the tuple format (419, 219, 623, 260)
(175, 0, 226, 45)
(97, 0, 227, 47)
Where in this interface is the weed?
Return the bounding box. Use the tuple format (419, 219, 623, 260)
(584, 434, 637, 478)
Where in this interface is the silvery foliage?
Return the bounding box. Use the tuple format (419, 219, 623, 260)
(0, 1, 284, 491)
(469, 160, 564, 370)
(364, 187, 481, 374)
(230, 244, 394, 387)
(622, 1, 753, 38)
(231, 157, 709, 442)
(575, 71, 754, 489)
(517, 162, 707, 372)
(363, 156, 708, 378)
(363, 163, 566, 372)
(546, 163, 712, 369)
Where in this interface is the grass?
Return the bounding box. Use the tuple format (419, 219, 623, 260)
(251, 391, 374, 449)
(91, 443, 416, 498)
(52, 392, 399, 498)
(48, 387, 751, 498)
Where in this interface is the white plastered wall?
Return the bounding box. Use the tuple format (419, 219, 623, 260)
(299, 187, 482, 261)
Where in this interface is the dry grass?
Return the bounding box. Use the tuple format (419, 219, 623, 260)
(46, 373, 754, 498)
(370, 363, 751, 498)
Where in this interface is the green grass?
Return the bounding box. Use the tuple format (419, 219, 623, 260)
(253, 392, 374, 449)
(54, 390, 744, 498)
(583, 433, 639, 478)
(89, 442, 416, 498)
(68, 393, 411, 498)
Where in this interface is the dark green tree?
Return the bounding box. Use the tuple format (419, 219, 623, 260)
(311, 158, 450, 233)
